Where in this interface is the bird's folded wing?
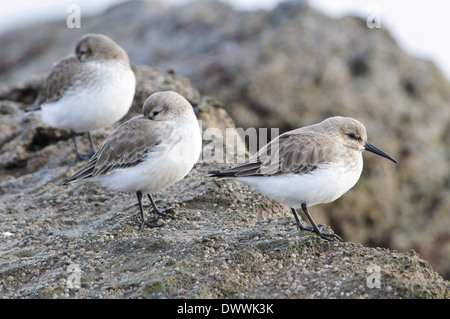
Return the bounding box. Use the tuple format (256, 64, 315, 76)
(213, 131, 335, 177)
(93, 117, 162, 176)
(30, 56, 80, 109)
(63, 117, 162, 184)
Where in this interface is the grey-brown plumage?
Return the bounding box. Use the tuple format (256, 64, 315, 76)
(63, 116, 162, 183)
(210, 117, 364, 178)
(214, 131, 336, 177)
(31, 56, 80, 107)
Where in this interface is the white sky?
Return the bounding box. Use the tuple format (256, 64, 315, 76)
(1, 0, 449, 79)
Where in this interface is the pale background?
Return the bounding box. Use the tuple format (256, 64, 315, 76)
(1, 0, 449, 80)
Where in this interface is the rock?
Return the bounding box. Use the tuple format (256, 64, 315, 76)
(0, 63, 448, 298)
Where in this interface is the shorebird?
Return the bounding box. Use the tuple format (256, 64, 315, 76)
(210, 116, 397, 240)
(63, 91, 202, 230)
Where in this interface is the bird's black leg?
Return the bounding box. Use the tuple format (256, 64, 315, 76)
(71, 130, 84, 161)
(291, 207, 319, 232)
(71, 130, 90, 161)
(136, 191, 164, 231)
(298, 203, 342, 241)
(87, 132, 96, 156)
(147, 194, 176, 221)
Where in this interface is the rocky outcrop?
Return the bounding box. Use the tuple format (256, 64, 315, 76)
(0, 64, 448, 298)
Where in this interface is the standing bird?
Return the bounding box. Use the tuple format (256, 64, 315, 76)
(209, 116, 397, 241)
(28, 33, 136, 161)
(63, 91, 202, 231)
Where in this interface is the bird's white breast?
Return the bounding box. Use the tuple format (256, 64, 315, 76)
(237, 152, 363, 208)
(92, 118, 202, 194)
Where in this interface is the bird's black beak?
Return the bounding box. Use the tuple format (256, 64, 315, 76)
(364, 142, 398, 163)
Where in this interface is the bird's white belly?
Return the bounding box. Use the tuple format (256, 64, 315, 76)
(95, 154, 193, 194)
(41, 63, 136, 132)
(237, 157, 363, 208)
(91, 121, 202, 194)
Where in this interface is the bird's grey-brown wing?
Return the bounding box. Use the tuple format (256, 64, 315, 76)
(210, 130, 335, 177)
(30, 55, 80, 110)
(63, 117, 162, 183)
(93, 117, 163, 176)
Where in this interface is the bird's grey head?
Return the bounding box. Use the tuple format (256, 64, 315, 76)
(75, 33, 130, 64)
(325, 116, 368, 151)
(323, 116, 397, 163)
(142, 91, 194, 121)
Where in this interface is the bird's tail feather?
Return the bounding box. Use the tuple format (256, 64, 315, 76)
(62, 161, 96, 185)
(209, 162, 262, 178)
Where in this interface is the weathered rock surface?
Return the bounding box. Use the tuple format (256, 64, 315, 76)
(0, 1, 449, 298)
(1, 64, 448, 298)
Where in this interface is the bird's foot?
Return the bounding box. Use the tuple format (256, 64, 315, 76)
(296, 222, 342, 241)
(139, 219, 164, 231)
(149, 206, 176, 222)
(316, 231, 343, 241)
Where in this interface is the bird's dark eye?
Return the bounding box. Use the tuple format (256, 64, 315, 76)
(347, 132, 357, 139)
(152, 110, 161, 117)
(78, 50, 87, 59)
